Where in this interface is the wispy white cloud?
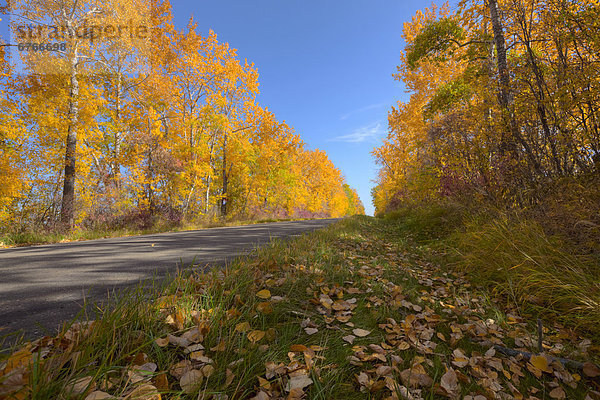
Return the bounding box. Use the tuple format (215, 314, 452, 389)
(340, 103, 387, 120)
(330, 121, 386, 144)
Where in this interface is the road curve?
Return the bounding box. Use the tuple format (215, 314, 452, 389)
(0, 219, 339, 342)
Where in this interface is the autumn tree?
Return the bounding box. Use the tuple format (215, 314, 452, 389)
(373, 0, 600, 214)
(2, 0, 362, 234)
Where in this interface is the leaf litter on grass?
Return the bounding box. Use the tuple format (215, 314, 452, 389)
(1, 218, 599, 399)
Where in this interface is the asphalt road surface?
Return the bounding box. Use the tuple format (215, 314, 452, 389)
(0, 219, 339, 344)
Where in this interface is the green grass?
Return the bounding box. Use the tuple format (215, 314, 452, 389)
(383, 203, 600, 341)
(0, 216, 597, 399)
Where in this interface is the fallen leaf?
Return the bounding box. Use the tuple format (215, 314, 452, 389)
(235, 322, 251, 333)
(285, 372, 313, 391)
(400, 364, 433, 388)
(398, 341, 410, 351)
(128, 362, 157, 384)
(549, 386, 566, 399)
(170, 360, 193, 379)
(154, 337, 168, 347)
(290, 344, 310, 353)
(201, 364, 215, 378)
(583, 362, 600, 378)
(250, 391, 270, 400)
(256, 289, 271, 299)
(342, 335, 356, 344)
(225, 369, 235, 387)
(167, 334, 189, 348)
(356, 371, 369, 387)
(153, 373, 169, 392)
(304, 327, 318, 335)
(287, 388, 305, 399)
(452, 349, 469, 368)
(248, 330, 266, 343)
(180, 369, 203, 394)
(440, 368, 458, 395)
(68, 376, 95, 397)
(211, 340, 226, 352)
(353, 329, 371, 337)
(529, 355, 552, 373)
(123, 384, 161, 400)
(376, 365, 393, 377)
(256, 302, 273, 314)
(185, 343, 205, 354)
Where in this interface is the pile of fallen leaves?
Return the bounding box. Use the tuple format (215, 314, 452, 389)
(1, 217, 599, 399)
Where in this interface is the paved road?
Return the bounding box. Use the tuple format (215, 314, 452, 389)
(0, 219, 339, 343)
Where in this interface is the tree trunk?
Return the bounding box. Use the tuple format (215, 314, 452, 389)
(112, 71, 122, 188)
(519, 15, 562, 175)
(204, 140, 215, 215)
(60, 51, 80, 228)
(487, 0, 541, 175)
(220, 134, 228, 217)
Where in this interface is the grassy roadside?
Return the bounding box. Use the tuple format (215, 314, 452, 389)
(1, 216, 599, 399)
(0, 217, 311, 248)
(383, 204, 600, 341)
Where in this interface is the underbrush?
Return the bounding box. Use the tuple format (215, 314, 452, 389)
(0, 214, 312, 248)
(383, 202, 600, 341)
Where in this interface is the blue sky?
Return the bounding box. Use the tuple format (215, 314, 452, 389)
(0, 1, 445, 215)
(177, 1, 441, 215)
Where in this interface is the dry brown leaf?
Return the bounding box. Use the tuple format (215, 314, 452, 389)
(287, 388, 305, 399)
(225, 369, 235, 387)
(170, 360, 192, 379)
(440, 368, 458, 395)
(185, 343, 205, 354)
(353, 328, 371, 337)
(398, 341, 410, 351)
(452, 349, 469, 368)
(154, 337, 168, 347)
(183, 326, 205, 343)
(211, 340, 226, 352)
(248, 330, 266, 343)
(549, 386, 566, 399)
(68, 376, 95, 397)
(583, 362, 600, 378)
(285, 372, 313, 392)
(167, 334, 189, 348)
(304, 327, 318, 335)
(342, 335, 356, 344)
(191, 354, 213, 364)
(250, 391, 270, 400)
(153, 373, 169, 392)
(290, 344, 310, 353)
(128, 362, 157, 384)
(0, 370, 27, 395)
(201, 364, 215, 378)
(400, 364, 433, 388)
(123, 383, 161, 400)
(180, 369, 203, 394)
(375, 365, 393, 377)
(165, 311, 185, 330)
